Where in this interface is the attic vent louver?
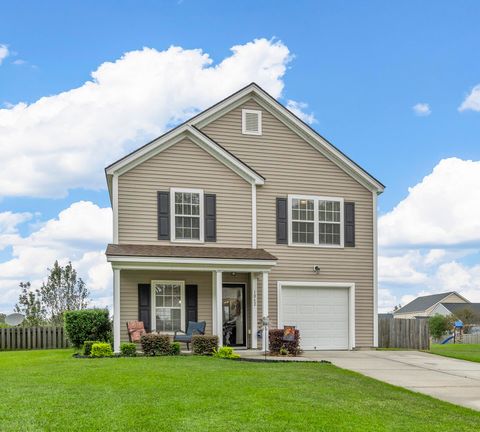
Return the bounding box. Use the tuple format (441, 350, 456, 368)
(242, 109, 262, 135)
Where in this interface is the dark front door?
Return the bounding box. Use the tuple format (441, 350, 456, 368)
(222, 283, 246, 347)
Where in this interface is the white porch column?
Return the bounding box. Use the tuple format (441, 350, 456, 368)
(250, 273, 258, 349)
(215, 270, 223, 347)
(262, 271, 269, 352)
(113, 268, 121, 353)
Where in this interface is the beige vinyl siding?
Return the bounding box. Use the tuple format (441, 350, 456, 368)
(118, 137, 252, 247)
(439, 293, 468, 304)
(202, 99, 375, 347)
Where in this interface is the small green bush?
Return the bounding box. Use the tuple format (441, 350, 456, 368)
(213, 346, 239, 359)
(169, 342, 181, 356)
(83, 340, 101, 356)
(120, 342, 137, 357)
(64, 309, 112, 349)
(269, 329, 301, 356)
(192, 335, 218, 355)
(429, 314, 452, 340)
(140, 333, 171, 356)
(90, 342, 113, 358)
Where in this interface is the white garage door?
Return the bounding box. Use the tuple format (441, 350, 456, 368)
(280, 285, 350, 350)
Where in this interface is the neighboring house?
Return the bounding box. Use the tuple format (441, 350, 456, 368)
(393, 292, 469, 319)
(430, 302, 480, 321)
(105, 83, 384, 352)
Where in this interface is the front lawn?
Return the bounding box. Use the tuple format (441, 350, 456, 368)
(430, 343, 480, 363)
(0, 350, 479, 431)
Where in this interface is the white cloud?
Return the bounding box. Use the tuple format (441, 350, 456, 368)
(412, 103, 431, 116)
(379, 158, 480, 248)
(0, 201, 112, 313)
(0, 44, 9, 64)
(459, 84, 480, 112)
(0, 39, 311, 198)
(286, 100, 316, 124)
(379, 251, 429, 285)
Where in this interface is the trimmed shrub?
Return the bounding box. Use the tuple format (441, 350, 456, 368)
(90, 342, 113, 358)
(64, 309, 112, 349)
(140, 333, 171, 356)
(213, 346, 240, 359)
(192, 335, 218, 355)
(83, 340, 101, 356)
(169, 342, 181, 356)
(269, 329, 301, 356)
(120, 342, 137, 357)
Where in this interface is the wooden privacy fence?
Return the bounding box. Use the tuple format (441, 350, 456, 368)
(463, 333, 480, 344)
(0, 327, 69, 350)
(378, 316, 430, 350)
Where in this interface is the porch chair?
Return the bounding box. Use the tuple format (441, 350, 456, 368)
(126, 320, 147, 343)
(174, 321, 206, 350)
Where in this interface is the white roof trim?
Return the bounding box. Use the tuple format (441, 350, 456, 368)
(105, 124, 264, 185)
(192, 84, 384, 193)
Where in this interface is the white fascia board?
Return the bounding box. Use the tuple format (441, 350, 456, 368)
(107, 255, 276, 267)
(188, 127, 264, 185)
(192, 84, 383, 194)
(249, 94, 384, 193)
(105, 124, 263, 186)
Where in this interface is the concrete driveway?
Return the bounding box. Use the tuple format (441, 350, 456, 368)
(305, 350, 480, 411)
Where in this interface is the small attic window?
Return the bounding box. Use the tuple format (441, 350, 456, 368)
(242, 109, 262, 135)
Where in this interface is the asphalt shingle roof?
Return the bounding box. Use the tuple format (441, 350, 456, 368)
(105, 243, 277, 261)
(441, 303, 480, 315)
(394, 292, 457, 314)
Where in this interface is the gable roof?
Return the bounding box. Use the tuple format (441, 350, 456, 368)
(440, 303, 480, 316)
(394, 292, 468, 315)
(105, 124, 265, 198)
(105, 83, 384, 199)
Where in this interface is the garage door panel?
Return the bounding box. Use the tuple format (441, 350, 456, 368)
(281, 285, 349, 350)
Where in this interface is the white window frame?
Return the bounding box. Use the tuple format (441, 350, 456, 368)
(151, 280, 186, 333)
(242, 109, 262, 136)
(288, 194, 344, 248)
(170, 187, 204, 243)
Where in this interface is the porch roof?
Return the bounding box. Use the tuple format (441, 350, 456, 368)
(106, 243, 277, 261)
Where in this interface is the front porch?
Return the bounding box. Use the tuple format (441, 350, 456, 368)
(106, 244, 277, 352)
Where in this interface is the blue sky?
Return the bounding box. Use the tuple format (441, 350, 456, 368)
(0, 1, 479, 313)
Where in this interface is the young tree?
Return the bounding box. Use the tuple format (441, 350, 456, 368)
(40, 261, 90, 325)
(428, 314, 453, 340)
(14, 282, 46, 326)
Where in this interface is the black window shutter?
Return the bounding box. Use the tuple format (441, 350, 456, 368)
(185, 284, 198, 328)
(138, 284, 151, 332)
(276, 197, 288, 244)
(204, 194, 216, 242)
(344, 202, 355, 247)
(157, 191, 170, 240)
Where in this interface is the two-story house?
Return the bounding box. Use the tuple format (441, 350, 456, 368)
(105, 83, 384, 352)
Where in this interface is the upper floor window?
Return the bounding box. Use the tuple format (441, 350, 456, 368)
(171, 188, 204, 242)
(242, 109, 262, 135)
(288, 195, 344, 247)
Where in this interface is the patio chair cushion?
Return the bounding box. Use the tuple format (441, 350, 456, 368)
(174, 334, 192, 343)
(127, 320, 146, 343)
(188, 321, 206, 336)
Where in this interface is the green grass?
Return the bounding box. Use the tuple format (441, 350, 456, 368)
(430, 343, 480, 363)
(0, 350, 479, 431)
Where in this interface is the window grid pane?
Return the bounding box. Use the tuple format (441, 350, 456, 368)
(174, 191, 201, 240)
(291, 197, 342, 246)
(155, 283, 182, 332)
